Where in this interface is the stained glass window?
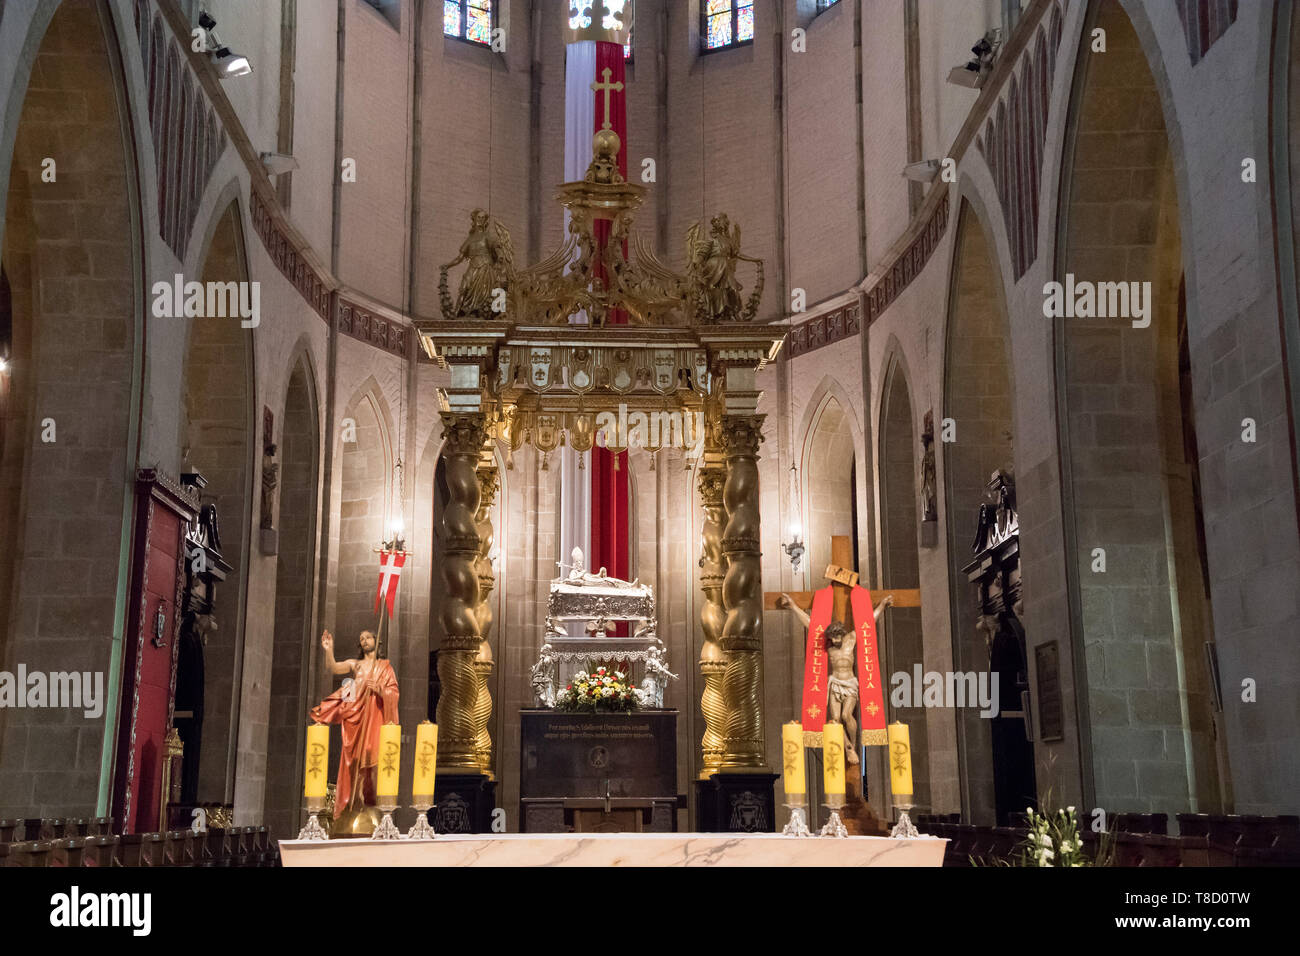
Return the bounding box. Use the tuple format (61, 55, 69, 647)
(816, 0, 841, 10)
(443, 0, 493, 46)
(702, 0, 754, 52)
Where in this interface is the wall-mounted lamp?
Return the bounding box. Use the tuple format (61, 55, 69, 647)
(383, 516, 406, 553)
(782, 521, 805, 574)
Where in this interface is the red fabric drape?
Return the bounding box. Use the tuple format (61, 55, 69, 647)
(590, 40, 629, 605)
(310, 659, 400, 817)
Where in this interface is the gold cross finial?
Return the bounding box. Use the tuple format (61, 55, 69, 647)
(592, 67, 624, 130)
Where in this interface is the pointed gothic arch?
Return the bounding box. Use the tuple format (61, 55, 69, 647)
(942, 198, 1035, 825)
(0, 0, 144, 818)
(264, 351, 322, 838)
(179, 197, 256, 807)
(1054, 0, 1223, 815)
(877, 350, 930, 811)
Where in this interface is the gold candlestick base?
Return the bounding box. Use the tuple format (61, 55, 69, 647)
(407, 801, 437, 840)
(371, 802, 403, 841)
(782, 802, 813, 837)
(819, 798, 848, 838)
(890, 802, 919, 839)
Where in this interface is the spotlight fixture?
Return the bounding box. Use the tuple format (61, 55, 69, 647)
(198, 10, 252, 78)
(902, 159, 940, 183)
(946, 28, 1001, 89)
(260, 152, 300, 176)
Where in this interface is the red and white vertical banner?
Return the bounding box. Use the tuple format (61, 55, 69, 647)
(374, 548, 408, 618)
(563, 3, 632, 589)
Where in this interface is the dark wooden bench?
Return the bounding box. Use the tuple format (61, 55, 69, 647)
(51, 837, 88, 867)
(8, 840, 53, 866)
(82, 835, 120, 867)
(203, 826, 230, 867)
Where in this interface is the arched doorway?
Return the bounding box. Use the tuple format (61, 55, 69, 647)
(879, 358, 930, 812)
(179, 199, 254, 806)
(1057, 0, 1223, 814)
(801, 392, 860, 580)
(0, 0, 141, 816)
(264, 356, 320, 838)
(338, 389, 394, 648)
(943, 199, 1035, 825)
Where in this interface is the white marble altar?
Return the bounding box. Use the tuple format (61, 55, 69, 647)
(279, 832, 947, 867)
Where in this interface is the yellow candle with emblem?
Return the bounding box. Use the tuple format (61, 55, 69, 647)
(822, 722, 846, 796)
(782, 722, 805, 795)
(888, 721, 913, 797)
(304, 723, 329, 799)
(377, 723, 401, 800)
(412, 721, 438, 799)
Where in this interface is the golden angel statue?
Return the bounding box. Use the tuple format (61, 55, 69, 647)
(686, 213, 764, 323)
(439, 208, 515, 319)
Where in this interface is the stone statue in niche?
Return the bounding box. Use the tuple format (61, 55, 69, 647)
(920, 409, 937, 523)
(259, 407, 278, 528)
(260, 443, 279, 530)
(259, 406, 279, 554)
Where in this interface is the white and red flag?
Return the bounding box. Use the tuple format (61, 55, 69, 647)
(374, 548, 407, 618)
(563, 2, 631, 598)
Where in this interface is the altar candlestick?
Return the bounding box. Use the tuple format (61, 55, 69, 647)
(304, 723, 329, 799)
(413, 721, 439, 799)
(823, 722, 846, 797)
(377, 723, 401, 800)
(782, 722, 806, 795)
(888, 721, 913, 797)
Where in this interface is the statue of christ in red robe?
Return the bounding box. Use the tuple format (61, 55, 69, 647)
(310, 629, 400, 817)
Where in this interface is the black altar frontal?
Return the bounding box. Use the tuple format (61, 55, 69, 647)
(520, 709, 680, 832)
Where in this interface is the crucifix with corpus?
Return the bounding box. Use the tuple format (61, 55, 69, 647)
(765, 535, 920, 767)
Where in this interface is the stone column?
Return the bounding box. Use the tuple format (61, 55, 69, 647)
(435, 411, 488, 771)
(472, 459, 499, 777)
(718, 414, 768, 770)
(697, 442, 729, 778)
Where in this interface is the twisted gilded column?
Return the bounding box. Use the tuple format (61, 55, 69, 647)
(697, 448, 729, 779)
(435, 411, 488, 771)
(472, 461, 499, 777)
(718, 414, 768, 770)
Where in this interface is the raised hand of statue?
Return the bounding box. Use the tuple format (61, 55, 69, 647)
(321, 630, 334, 653)
(777, 593, 812, 629)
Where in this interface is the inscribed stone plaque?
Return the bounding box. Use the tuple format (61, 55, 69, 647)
(1034, 641, 1064, 742)
(520, 709, 677, 799)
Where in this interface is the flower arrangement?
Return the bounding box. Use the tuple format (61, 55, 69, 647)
(981, 805, 1112, 867)
(555, 666, 638, 713)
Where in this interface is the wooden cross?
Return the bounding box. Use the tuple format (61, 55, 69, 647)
(591, 67, 624, 130)
(762, 535, 921, 620)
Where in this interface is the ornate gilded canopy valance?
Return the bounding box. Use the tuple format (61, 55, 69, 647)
(422, 128, 781, 463)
